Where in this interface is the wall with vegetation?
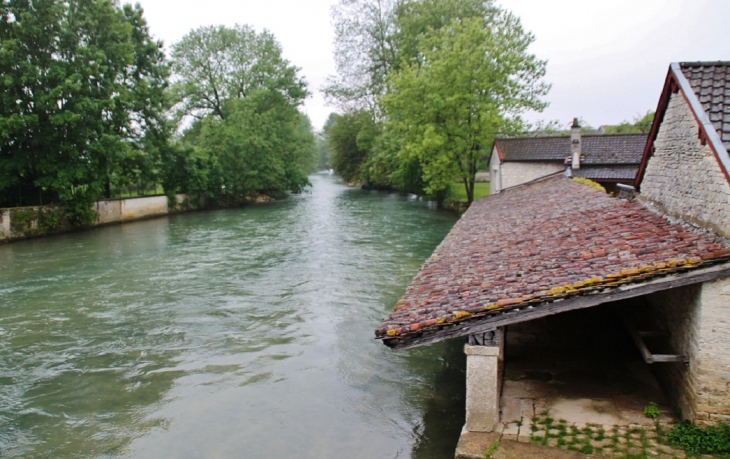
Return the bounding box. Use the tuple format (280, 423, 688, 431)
(0, 194, 201, 243)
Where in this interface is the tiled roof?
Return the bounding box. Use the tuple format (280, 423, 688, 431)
(680, 62, 730, 152)
(375, 176, 730, 343)
(573, 165, 639, 181)
(496, 134, 647, 165)
(496, 136, 567, 161)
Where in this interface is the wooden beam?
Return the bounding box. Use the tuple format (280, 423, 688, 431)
(638, 330, 669, 338)
(619, 311, 688, 364)
(383, 263, 730, 351)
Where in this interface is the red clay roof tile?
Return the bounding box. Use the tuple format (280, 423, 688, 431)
(375, 176, 730, 341)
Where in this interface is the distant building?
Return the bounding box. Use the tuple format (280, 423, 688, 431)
(489, 124, 647, 194)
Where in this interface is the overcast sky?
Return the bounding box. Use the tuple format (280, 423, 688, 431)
(131, 0, 729, 131)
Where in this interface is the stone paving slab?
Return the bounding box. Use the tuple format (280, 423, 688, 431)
(491, 439, 607, 459)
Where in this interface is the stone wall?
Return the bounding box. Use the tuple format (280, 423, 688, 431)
(640, 92, 730, 237)
(0, 194, 201, 243)
(695, 277, 730, 425)
(644, 276, 730, 426)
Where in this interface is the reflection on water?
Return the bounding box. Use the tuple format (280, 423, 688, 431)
(0, 174, 464, 458)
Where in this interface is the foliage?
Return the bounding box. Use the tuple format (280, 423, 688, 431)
(316, 112, 339, 170)
(666, 422, 730, 456)
(325, 0, 541, 199)
(327, 111, 375, 183)
(169, 25, 315, 201)
(644, 402, 660, 420)
(9, 209, 37, 231)
(324, 0, 497, 112)
(382, 12, 549, 203)
(484, 439, 500, 458)
(603, 110, 655, 134)
(196, 92, 313, 202)
(170, 24, 306, 120)
(447, 182, 489, 202)
(324, 0, 400, 112)
(0, 0, 169, 214)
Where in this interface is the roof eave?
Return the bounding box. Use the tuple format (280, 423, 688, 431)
(381, 261, 730, 350)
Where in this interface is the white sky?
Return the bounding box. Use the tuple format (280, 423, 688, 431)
(131, 0, 729, 131)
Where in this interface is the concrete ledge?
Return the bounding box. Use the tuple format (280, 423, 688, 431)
(455, 431, 501, 459)
(464, 344, 500, 356)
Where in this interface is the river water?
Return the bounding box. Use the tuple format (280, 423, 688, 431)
(0, 173, 465, 459)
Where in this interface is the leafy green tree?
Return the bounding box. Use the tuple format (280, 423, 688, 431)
(382, 12, 549, 203)
(0, 0, 169, 213)
(170, 25, 314, 202)
(603, 110, 654, 134)
(328, 111, 377, 183)
(170, 24, 306, 120)
(198, 90, 313, 201)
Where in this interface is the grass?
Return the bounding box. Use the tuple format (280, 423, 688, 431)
(447, 181, 490, 201)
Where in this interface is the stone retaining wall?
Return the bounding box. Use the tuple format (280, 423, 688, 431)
(640, 92, 730, 237)
(0, 194, 202, 243)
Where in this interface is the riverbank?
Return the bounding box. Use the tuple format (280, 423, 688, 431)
(0, 192, 280, 244)
(1, 193, 198, 243)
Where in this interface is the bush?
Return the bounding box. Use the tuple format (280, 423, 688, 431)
(667, 422, 730, 455)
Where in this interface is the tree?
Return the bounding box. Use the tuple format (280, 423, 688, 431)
(382, 11, 549, 203)
(170, 24, 306, 120)
(328, 111, 376, 182)
(324, 0, 400, 112)
(169, 24, 314, 202)
(602, 110, 655, 134)
(0, 0, 170, 214)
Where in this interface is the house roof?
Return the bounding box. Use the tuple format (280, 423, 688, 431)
(494, 133, 647, 165)
(573, 165, 639, 181)
(375, 175, 730, 349)
(636, 61, 730, 188)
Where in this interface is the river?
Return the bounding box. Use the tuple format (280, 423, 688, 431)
(0, 173, 465, 458)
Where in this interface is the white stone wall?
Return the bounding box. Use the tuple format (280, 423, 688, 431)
(500, 162, 564, 190)
(640, 92, 730, 237)
(645, 276, 730, 426)
(0, 210, 9, 240)
(120, 195, 168, 221)
(696, 277, 730, 425)
(95, 200, 122, 225)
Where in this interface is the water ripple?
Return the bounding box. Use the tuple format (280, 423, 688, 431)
(0, 174, 462, 459)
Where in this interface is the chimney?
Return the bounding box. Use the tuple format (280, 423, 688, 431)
(571, 118, 581, 169)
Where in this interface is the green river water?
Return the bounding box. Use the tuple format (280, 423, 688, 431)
(0, 173, 466, 459)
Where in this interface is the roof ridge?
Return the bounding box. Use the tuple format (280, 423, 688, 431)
(679, 60, 730, 67)
(497, 132, 648, 141)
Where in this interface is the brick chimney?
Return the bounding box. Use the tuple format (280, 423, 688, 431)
(571, 118, 581, 169)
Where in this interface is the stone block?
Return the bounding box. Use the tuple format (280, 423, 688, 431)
(454, 431, 501, 459)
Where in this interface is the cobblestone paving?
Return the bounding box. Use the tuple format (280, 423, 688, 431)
(511, 415, 723, 459)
